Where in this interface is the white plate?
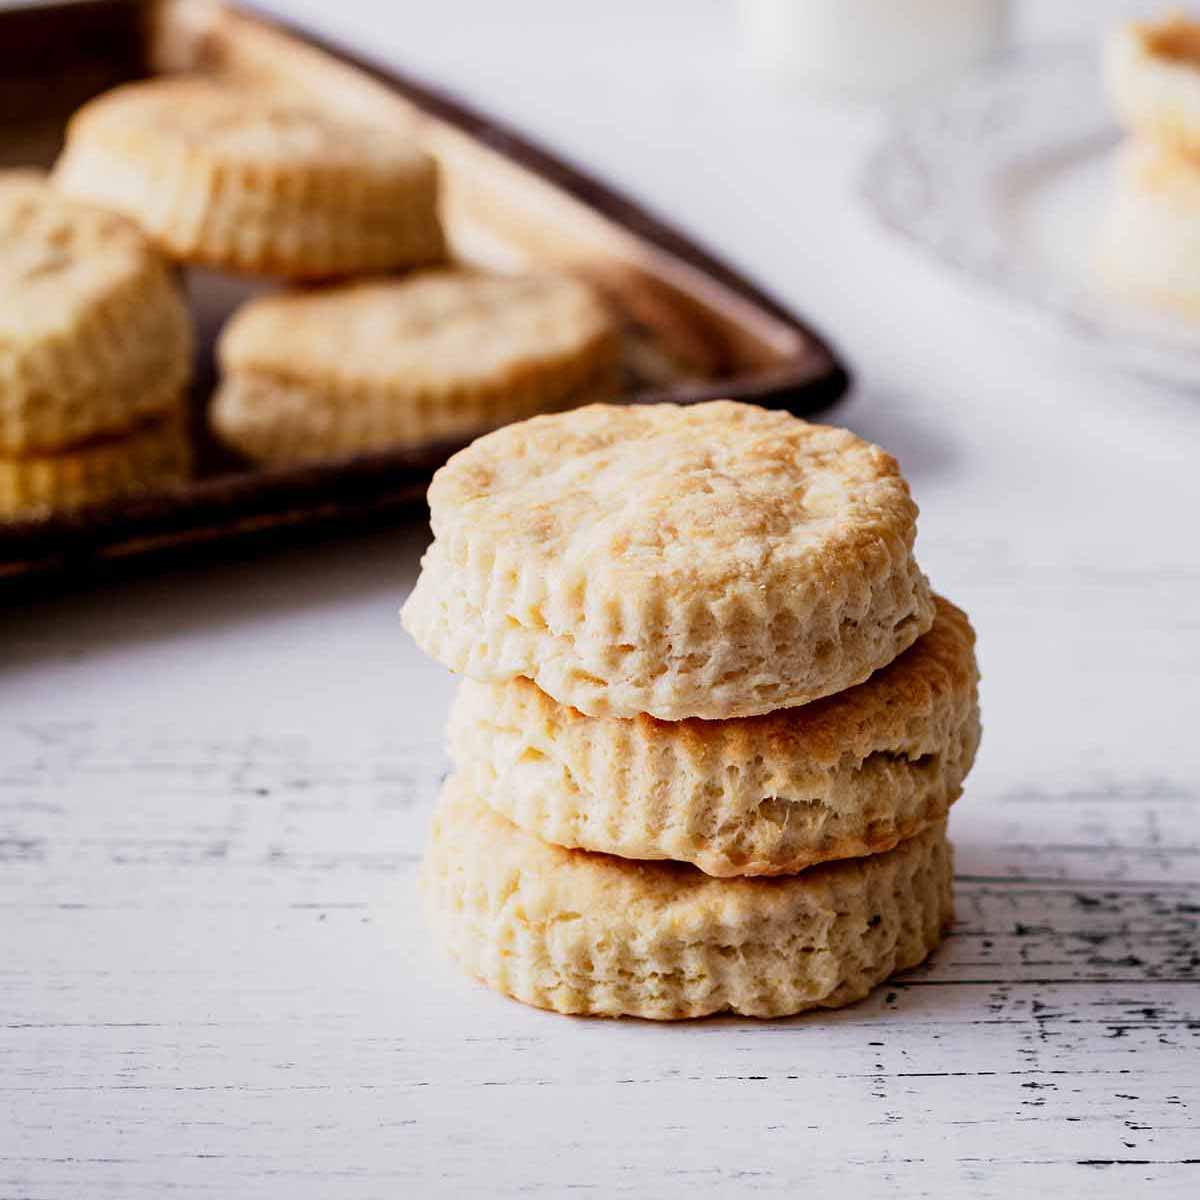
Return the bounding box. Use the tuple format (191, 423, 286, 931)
(863, 41, 1200, 388)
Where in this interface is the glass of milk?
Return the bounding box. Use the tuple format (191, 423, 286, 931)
(738, 0, 1011, 98)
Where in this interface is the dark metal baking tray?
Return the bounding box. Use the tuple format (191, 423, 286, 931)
(0, 0, 850, 586)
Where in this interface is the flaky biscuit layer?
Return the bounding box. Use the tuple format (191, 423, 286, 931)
(422, 777, 953, 1019)
(211, 271, 620, 463)
(0, 172, 191, 454)
(403, 401, 933, 720)
(0, 410, 190, 519)
(451, 596, 978, 877)
(1107, 15, 1200, 155)
(53, 78, 444, 277)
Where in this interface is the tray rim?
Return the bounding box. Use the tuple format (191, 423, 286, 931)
(0, 0, 852, 585)
(233, 0, 847, 395)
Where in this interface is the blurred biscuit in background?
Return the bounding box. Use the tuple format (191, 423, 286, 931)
(53, 77, 445, 278)
(209, 268, 620, 464)
(1107, 13, 1200, 155)
(1097, 139, 1200, 315)
(0, 171, 190, 456)
(0, 413, 190, 520)
(0, 172, 191, 520)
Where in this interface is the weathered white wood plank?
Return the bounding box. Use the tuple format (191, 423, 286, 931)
(0, 717, 1196, 1197)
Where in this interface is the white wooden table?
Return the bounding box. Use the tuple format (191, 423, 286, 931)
(2, 3, 1198, 1196)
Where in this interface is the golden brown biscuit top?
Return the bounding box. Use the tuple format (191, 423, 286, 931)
(65, 77, 431, 173)
(428, 400, 917, 581)
(218, 269, 615, 389)
(0, 172, 156, 340)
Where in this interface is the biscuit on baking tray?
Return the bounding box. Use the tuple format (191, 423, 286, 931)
(1107, 14, 1200, 154)
(422, 775, 953, 1019)
(402, 400, 934, 721)
(0, 413, 190, 520)
(53, 77, 445, 277)
(209, 269, 620, 464)
(0, 171, 190, 455)
(450, 596, 979, 878)
(1097, 139, 1200, 315)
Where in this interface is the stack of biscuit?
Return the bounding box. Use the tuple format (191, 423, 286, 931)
(404, 400, 981, 1020)
(0, 172, 191, 519)
(1102, 13, 1200, 312)
(49, 76, 620, 474)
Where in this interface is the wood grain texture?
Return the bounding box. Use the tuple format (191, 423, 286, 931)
(0, 715, 1197, 1198)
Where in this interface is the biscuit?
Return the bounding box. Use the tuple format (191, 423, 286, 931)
(1096, 139, 1200, 315)
(422, 776, 953, 1019)
(0, 413, 190, 519)
(402, 401, 933, 720)
(210, 270, 620, 464)
(53, 77, 445, 277)
(450, 596, 978, 877)
(1107, 15, 1200, 155)
(0, 172, 191, 454)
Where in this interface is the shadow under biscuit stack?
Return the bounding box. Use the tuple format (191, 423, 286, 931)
(405, 399, 981, 1020)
